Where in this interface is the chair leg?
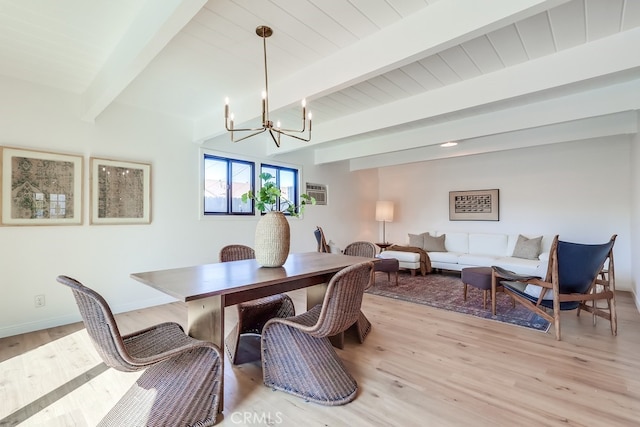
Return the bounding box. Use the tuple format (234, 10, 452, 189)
(394, 271, 398, 286)
(463, 283, 468, 301)
(610, 295, 618, 336)
(354, 311, 371, 343)
(482, 290, 487, 309)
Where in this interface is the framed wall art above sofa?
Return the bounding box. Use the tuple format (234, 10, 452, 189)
(449, 189, 499, 221)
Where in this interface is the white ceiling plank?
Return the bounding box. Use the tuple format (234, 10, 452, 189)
(400, 62, 444, 90)
(194, 0, 572, 142)
(297, 27, 640, 149)
(622, 0, 640, 29)
(548, 0, 586, 50)
(270, 0, 358, 48)
(308, 0, 380, 39)
(80, 0, 208, 122)
(438, 45, 481, 80)
(418, 55, 461, 85)
(516, 12, 557, 59)
(586, 0, 625, 40)
(460, 36, 504, 74)
(487, 25, 528, 66)
(348, 0, 403, 28)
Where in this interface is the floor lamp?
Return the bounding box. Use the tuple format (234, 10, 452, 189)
(375, 201, 394, 244)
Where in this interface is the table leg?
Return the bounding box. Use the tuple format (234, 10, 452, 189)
(491, 272, 497, 316)
(186, 295, 225, 412)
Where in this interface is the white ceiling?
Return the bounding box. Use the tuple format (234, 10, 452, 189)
(1, 0, 639, 168)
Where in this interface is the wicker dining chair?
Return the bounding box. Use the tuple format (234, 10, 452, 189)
(220, 244, 295, 364)
(342, 241, 377, 343)
(261, 261, 374, 405)
(56, 275, 222, 426)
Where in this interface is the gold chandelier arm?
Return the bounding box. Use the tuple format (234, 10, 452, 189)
(267, 129, 281, 147)
(273, 128, 311, 143)
(231, 128, 267, 143)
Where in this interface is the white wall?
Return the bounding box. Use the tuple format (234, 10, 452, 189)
(630, 112, 640, 307)
(377, 136, 633, 291)
(0, 78, 367, 338)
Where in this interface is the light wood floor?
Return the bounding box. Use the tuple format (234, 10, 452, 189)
(1, 283, 639, 426)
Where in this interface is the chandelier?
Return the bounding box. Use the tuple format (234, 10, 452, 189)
(224, 25, 312, 147)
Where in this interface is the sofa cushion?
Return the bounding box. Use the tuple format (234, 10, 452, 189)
(458, 254, 499, 267)
(378, 251, 420, 263)
(408, 233, 425, 248)
(428, 251, 461, 264)
(423, 234, 446, 252)
(468, 233, 508, 256)
(437, 232, 468, 253)
(494, 256, 541, 277)
(512, 235, 542, 260)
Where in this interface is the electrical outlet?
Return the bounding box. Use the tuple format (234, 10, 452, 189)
(34, 295, 45, 308)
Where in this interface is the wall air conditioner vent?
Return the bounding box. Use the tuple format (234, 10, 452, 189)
(305, 183, 327, 205)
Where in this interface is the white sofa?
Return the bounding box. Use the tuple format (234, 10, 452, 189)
(378, 231, 554, 277)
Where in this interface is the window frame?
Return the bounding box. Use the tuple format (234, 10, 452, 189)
(202, 153, 254, 216)
(259, 163, 301, 216)
(200, 149, 305, 220)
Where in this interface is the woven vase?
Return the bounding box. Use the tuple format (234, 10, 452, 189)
(254, 211, 290, 267)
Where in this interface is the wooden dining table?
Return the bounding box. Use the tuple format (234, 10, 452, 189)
(130, 252, 374, 408)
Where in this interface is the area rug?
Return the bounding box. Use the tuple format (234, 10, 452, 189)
(367, 272, 551, 332)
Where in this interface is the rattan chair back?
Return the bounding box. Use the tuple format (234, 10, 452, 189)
(307, 261, 374, 338)
(57, 275, 148, 372)
(219, 244, 255, 262)
(343, 241, 376, 258)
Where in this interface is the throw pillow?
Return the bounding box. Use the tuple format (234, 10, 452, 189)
(423, 234, 446, 252)
(408, 233, 424, 248)
(512, 235, 542, 260)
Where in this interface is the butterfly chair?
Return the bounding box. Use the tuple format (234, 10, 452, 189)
(342, 241, 377, 345)
(314, 226, 330, 253)
(56, 275, 222, 426)
(261, 261, 374, 405)
(491, 235, 617, 341)
(219, 244, 295, 364)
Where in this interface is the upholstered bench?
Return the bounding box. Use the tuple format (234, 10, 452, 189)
(374, 257, 399, 285)
(377, 251, 421, 276)
(461, 266, 493, 309)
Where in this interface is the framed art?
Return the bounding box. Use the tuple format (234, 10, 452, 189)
(1, 147, 83, 225)
(449, 189, 499, 221)
(90, 158, 151, 224)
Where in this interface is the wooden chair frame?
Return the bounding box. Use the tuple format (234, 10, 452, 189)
(492, 235, 617, 340)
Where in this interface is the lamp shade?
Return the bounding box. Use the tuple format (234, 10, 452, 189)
(375, 201, 394, 222)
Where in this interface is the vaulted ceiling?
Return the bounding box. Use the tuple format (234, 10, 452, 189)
(1, 0, 639, 169)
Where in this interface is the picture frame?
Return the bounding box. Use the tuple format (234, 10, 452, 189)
(1, 146, 83, 225)
(90, 158, 151, 224)
(449, 189, 499, 221)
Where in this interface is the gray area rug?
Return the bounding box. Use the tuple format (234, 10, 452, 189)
(367, 271, 551, 332)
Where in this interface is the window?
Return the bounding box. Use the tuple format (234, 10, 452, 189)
(261, 164, 300, 215)
(203, 155, 253, 215)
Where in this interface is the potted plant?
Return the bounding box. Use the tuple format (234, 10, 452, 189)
(241, 172, 315, 217)
(242, 173, 316, 267)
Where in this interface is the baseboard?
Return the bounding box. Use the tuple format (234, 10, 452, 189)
(0, 295, 177, 339)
